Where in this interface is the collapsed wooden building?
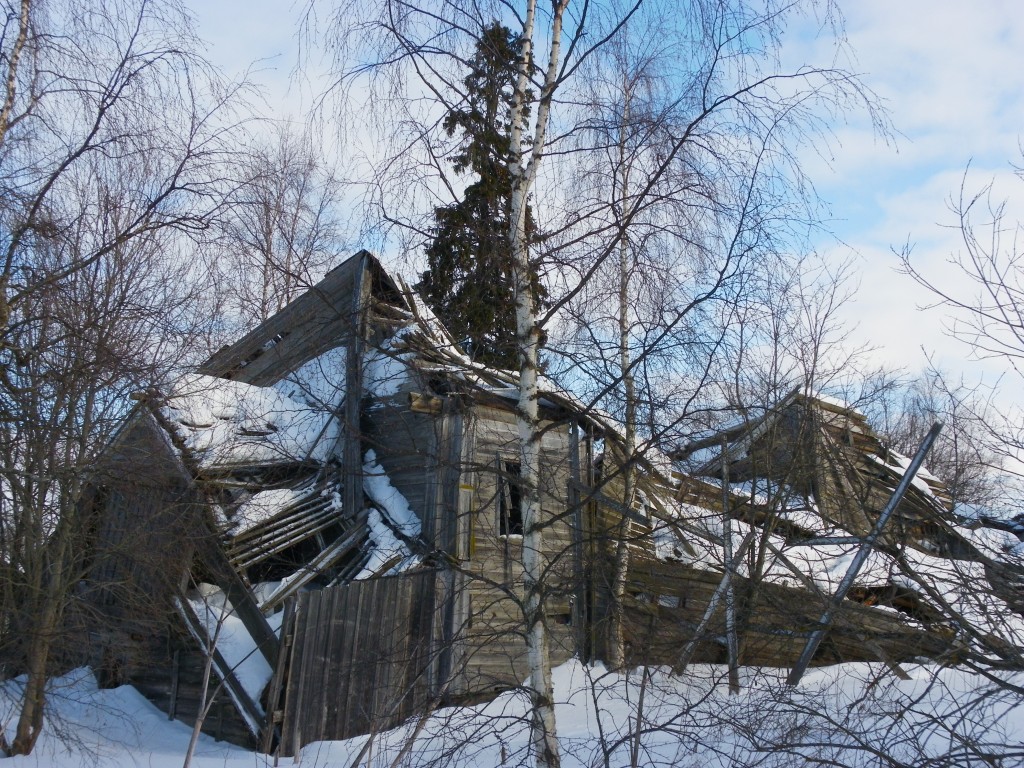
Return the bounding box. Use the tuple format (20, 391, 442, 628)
(77, 251, 1024, 755)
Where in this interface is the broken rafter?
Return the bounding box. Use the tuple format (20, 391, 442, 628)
(259, 515, 370, 612)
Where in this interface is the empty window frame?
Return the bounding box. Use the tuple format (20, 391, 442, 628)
(498, 459, 524, 536)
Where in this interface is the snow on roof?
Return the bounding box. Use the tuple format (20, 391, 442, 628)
(811, 391, 854, 411)
(231, 487, 304, 536)
(356, 508, 420, 580)
(650, 479, 1024, 651)
(162, 373, 341, 469)
(275, 346, 347, 410)
(656, 496, 893, 593)
(957, 522, 1022, 561)
(893, 547, 1024, 645)
(865, 451, 944, 505)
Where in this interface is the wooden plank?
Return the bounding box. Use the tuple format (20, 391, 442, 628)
(193, 531, 279, 664)
(199, 252, 369, 385)
(260, 600, 294, 753)
(357, 578, 379, 734)
(288, 592, 317, 754)
(438, 404, 464, 555)
(319, 587, 342, 741)
(410, 392, 443, 414)
(343, 579, 367, 737)
(167, 650, 180, 721)
(259, 522, 368, 611)
(379, 576, 402, 722)
(342, 252, 371, 528)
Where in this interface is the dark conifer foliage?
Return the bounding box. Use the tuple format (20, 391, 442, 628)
(418, 23, 543, 371)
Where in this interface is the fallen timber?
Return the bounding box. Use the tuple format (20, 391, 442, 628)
(621, 555, 952, 670)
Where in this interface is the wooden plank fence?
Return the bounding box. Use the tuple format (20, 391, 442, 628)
(276, 569, 452, 756)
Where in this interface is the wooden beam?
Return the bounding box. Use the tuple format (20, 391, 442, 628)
(342, 252, 371, 525)
(194, 533, 280, 664)
(176, 598, 266, 740)
(787, 422, 943, 686)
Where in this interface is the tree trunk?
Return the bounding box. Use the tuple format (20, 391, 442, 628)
(10, 570, 62, 756)
(508, 1, 568, 765)
(0, 0, 30, 147)
(608, 83, 636, 672)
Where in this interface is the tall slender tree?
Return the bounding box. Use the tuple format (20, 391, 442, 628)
(0, 0, 242, 754)
(211, 122, 344, 334)
(418, 23, 542, 370)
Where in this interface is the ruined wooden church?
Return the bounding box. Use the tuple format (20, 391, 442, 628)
(77, 251, 1024, 755)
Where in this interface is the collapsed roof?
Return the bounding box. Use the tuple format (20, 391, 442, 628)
(148, 252, 1023, 652)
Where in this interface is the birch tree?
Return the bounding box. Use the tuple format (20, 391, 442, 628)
(0, 0, 243, 754)
(899, 165, 1024, 516)
(210, 122, 344, 333)
(505, 3, 569, 762)
(546, 1, 882, 668)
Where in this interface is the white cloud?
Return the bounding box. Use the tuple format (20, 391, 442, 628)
(781, 1, 1024, 395)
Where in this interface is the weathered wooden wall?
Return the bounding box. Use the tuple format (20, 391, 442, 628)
(118, 631, 260, 749)
(80, 411, 202, 647)
(363, 394, 457, 554)
(277, 569, 452, 756)
(80, 411, 265, 750)
(451, 402, 578, 695)
(364, 394, 584, 698)
(621, 556, 951, 669)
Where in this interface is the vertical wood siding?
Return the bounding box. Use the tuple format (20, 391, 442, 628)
(277, 569, 450, 755)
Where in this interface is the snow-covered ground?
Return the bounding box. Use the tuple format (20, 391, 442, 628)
(4, 659, 1023, 767)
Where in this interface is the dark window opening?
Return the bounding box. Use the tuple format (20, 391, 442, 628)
(499, 461, 523, 536)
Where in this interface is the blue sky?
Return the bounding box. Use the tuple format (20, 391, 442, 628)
(187, 0, 1024, 394)
(793, 1, 1024, 390)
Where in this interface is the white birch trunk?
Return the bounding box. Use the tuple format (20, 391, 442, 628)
(508, 1, 568, 765)
(609, 83, 636, 671)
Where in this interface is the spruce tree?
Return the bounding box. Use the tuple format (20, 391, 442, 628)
(418, 23, 542, 370)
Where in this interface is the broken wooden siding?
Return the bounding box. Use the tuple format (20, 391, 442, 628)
(79, 409, 275, 748)
(81, 410, 203, 642)
(363, 395, 447, 551)
(200, 252, 370, 386)
(276, 569, 451, 755)
(689, 393, 964, 555)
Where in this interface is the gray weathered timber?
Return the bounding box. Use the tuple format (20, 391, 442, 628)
(199, 252, 370, 385)
(786, 422, 943, 685)
(453, 402, 577, 694)
(277, 570, 446, 756)
(619, 556, 950, 669)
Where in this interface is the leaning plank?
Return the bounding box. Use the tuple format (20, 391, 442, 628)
(175, 598, 265, 740)
(260, 600, 295, 753)
(194, 533, 280, 664)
